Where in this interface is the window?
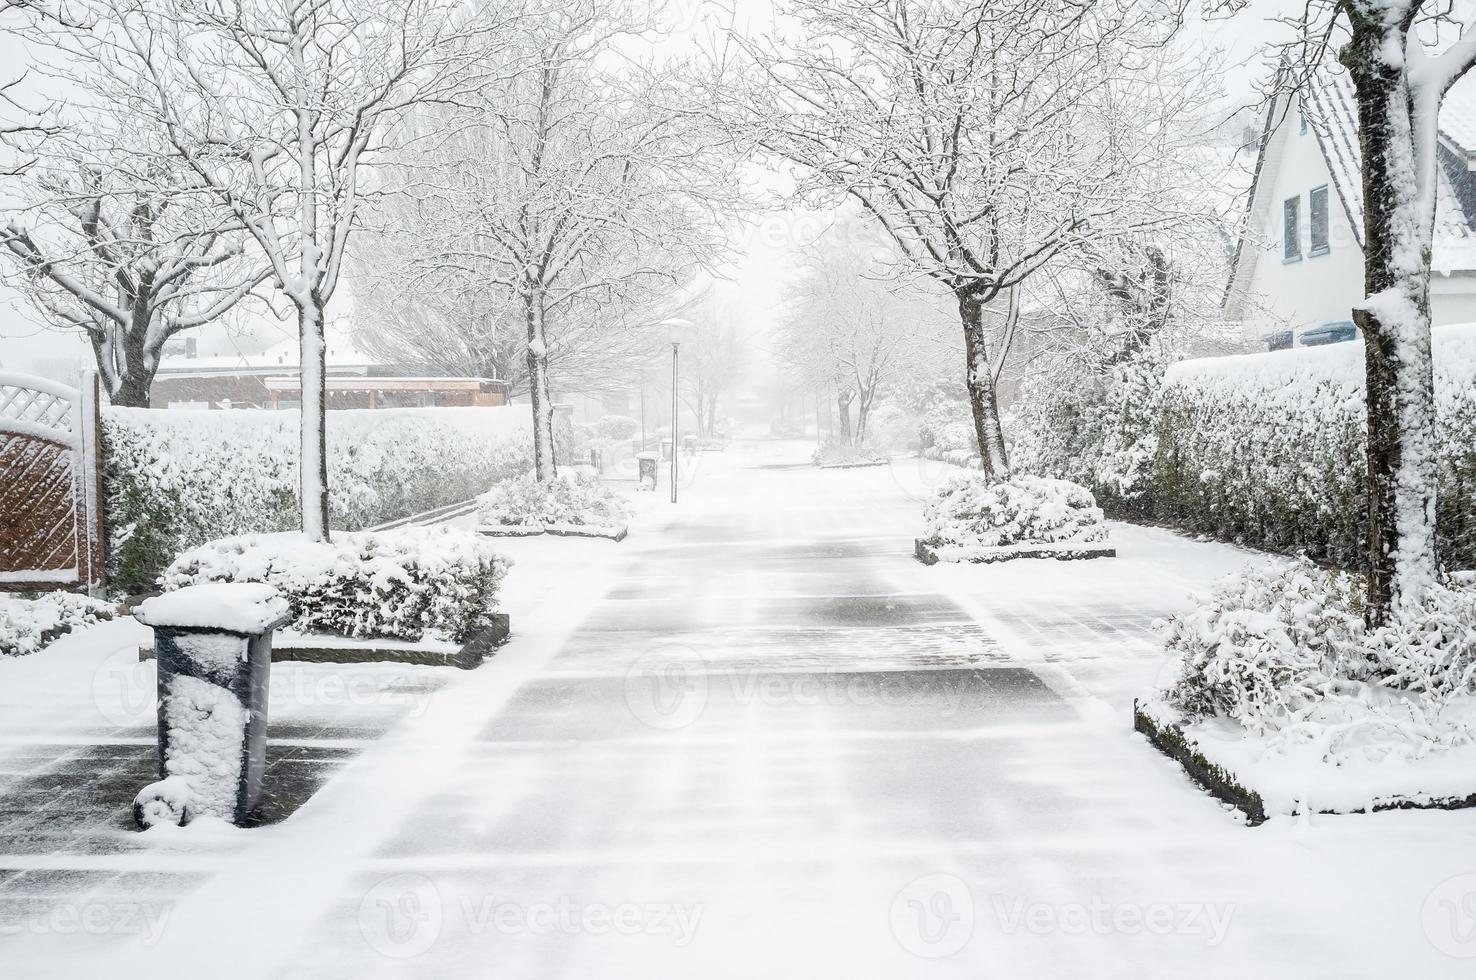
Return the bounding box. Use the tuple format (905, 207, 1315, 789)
(1310, 185, 1330, 256)
(1283, 196, 1301, 261)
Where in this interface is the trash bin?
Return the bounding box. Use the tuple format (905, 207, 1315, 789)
(660, 438, 673, 461)
(636, 451, 659, 491)
(132, 582, 291, 828)
(682, 434, 697, 456)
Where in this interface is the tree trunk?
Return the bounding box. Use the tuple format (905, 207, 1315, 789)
(110, 369, 153, 409)
(523, 289, 557, 482)
(835, 389, 853, 445)
(855, 386, 875, 446)
(1344, 30, 1442, 624)
(90, 326, 154, 409)
(958, 289, 1010, 479)
(298, 296, 330, 541)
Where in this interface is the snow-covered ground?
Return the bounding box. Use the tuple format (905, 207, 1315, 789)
(4, 440, 1476, 977)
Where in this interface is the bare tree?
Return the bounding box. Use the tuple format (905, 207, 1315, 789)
(67, 0, 508, 539)
(2, 152, 266, 406)
(0, 2, 75, 174)
(714, 0, 1208, 478)
(682, 296, 745, 439)
(373, 2, 728, 482)
(778, 221, 957, 446)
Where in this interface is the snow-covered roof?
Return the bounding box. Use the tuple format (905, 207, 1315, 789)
(1439, 72, 1476, 158)
(1302, 65, 1476, 258)
(155, 328, 377, 376)
(1227, 61, 1476, 315)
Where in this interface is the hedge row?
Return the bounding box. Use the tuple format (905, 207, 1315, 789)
(103, 406, 534, 591)
(1151, 324, 1476, 571)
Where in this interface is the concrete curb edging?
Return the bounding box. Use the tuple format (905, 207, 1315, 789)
(913, 539, 1117, 565)
(1133, 700, 1476, 825)
(139, 613, 512, 671)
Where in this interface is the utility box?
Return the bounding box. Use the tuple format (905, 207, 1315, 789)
(132, 583, 291, 828)
(636, 451, 659, 491)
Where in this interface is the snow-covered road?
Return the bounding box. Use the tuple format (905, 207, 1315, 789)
(6, 440, 1476, 978)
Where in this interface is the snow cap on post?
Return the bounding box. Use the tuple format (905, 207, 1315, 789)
(135, 583, 292, 635)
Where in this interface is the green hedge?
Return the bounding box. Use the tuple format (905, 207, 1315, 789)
(1151, 324, 1476, 571)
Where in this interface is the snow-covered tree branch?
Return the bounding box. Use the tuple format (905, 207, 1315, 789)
(57, 0, 514, 539)
(710, 0, 1212, 478)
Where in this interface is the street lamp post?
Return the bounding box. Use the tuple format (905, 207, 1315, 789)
(670, 340, 680, 503)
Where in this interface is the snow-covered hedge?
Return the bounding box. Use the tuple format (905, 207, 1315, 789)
(160, 528, 507, 644)
(921, 472, 1108, 551)
(1009, 353, 1164, 516)
(1161, 558, 1476, 741)
(103, 406, 533, 590)
(0, 592, 115, 658)
(1152, 325, 1476, 570)
(478, 470, 632, 530)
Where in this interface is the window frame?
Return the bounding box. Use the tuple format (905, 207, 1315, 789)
(1283, 195, 1302, 263)
(1309, 185, 1331, 257)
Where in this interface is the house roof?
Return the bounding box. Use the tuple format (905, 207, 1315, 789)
(1226, 62, 1476, 316)
(154, 328, 378, 377)
(1304, 66, 1476, 259)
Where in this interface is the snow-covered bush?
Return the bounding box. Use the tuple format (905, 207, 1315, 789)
(104, 406, 533, 590)
(0, 592, 115, 658)
(862, 403, 917, 453)
(478, 470, 632, 529)
(921, 472, 1108, 550)
(812, 443, 885, 467)
(1010, 352, 1164, 516)
(1161, 558, 1476, 737)
(1153, 324, 1476, 570)
(918, 401, 975, 453)
(1161, 558, 1368, 732)
(160, 528, 508, 644)
(593, 415, 639, 442)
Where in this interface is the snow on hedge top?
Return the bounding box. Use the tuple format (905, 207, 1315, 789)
(104, 403, 532, 441)
(160, 527, 509, 643)
(1164, 322, 1476, 395)
(162, 527, 502, 592)
(136, 582, 291, 634)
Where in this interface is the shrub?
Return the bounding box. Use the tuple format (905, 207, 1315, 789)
(478, 470, 632, 529)
(0, 592, 115, 658)
(160, 528, 507, 644)
(1161, 558, 1476, 736)
(1161, 558, 1367, 732)
(1151, 324, 1476, 570)
(593, 415, 639, 442)
(812, 443, 884, 467)
(921, 472, 1108, 550)
(103, 407, 533, 591)
(918, 401, 975, 452)
(1009, 351, 1164, 516)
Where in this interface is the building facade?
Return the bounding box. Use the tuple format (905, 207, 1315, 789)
(1226, 65, 1476, 348)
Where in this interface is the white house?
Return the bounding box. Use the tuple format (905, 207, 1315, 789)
(1225, 64, 1476, 348)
